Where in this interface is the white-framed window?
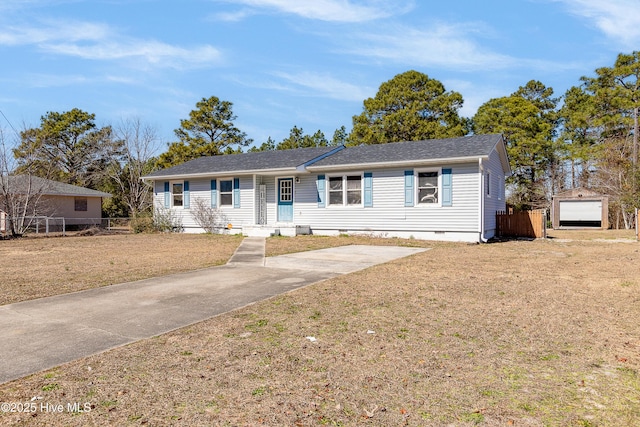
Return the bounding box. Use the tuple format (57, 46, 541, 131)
(416, 168, 440, 205)
(279, 178, 293, 203)
(171, 181, 184, 207)
(328, 174, 362, 206)
(219, 179, 233, 206)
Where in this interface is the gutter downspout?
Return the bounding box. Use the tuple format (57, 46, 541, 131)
(478, 158, 486, 243)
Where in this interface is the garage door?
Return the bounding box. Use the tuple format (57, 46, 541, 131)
(559, 200, 602, 226)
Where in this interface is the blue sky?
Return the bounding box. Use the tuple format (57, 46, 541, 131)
(1, 0, 640, 154)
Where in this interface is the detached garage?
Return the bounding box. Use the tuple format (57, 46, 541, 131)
(552, 188, 609, 229)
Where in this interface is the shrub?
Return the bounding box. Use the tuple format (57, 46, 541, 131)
(130, 216, 154, 234)
(191, 198, 227, 233)
(153, 207, 183, 233)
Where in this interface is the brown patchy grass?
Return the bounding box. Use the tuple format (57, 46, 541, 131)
(0, 233, 243, 305)
(1, 230, 639, 426)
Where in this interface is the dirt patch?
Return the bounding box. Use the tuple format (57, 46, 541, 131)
(547, 228, 636, 241)
(0, 233, 243, 306)
(0, 231, 639, 426)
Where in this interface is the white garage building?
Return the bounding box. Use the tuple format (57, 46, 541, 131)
(552, 188, 609, 229)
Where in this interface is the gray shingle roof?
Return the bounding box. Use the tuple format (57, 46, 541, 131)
(144, 134, 506, 179)
(2, 175, 112, 198)
(308, 134, 504, 168)
(145, 145, 341, 178)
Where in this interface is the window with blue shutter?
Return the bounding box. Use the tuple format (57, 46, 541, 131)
(442, 168, 452, 207)
(210, 180, 217, 208)
(317, 175, 326, 207)
(364, 172, 373, 207)
(233, 178, 240, 208)
(163, 181, 170, 208)
(404, 170, 414, 207)
(183, 181, 190, 209)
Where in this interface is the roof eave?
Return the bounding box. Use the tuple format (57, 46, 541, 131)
(496, 135, 512, 176)
(142, 167, 300, 181)
(306, 155, 489, 172)
(45, 192, 112, 198)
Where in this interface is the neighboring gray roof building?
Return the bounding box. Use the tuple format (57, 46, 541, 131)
(1, 176, 111, 232)
(1, 175, 111, 198)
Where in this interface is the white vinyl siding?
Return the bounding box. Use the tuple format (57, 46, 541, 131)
(482, 149, 507, 237)
(295, 164, 480, 233)
(154, 177, 253, 231)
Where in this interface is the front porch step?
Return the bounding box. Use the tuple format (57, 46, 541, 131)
(242, 226, 278, 237)
(242, 225, 311, 238)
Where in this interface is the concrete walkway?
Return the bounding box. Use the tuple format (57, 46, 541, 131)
(0, 239, 427, 384)
(226, 236, 266, 266)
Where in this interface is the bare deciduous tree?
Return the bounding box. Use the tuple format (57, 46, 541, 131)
(0, 127, 50, 237)
(108, 117, 159, 218)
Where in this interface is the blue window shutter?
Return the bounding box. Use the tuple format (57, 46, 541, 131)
(210, 180, 217, 208)
(442, 168, 452, 207)
(163, 181, 170, 208)
(317, 175, 326, 207)
(233, 178, 240, 208)
(183, 181, 190, 209)
(364, 172, 373, 207)
(404, 170, 414, 207)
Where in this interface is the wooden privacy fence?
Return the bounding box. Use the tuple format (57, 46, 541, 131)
(496, 209, 547, 239)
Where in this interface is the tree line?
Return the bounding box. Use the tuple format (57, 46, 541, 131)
(3, 51, 640, 229)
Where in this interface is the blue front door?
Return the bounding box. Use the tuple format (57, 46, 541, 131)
(277, 178, 293, 222)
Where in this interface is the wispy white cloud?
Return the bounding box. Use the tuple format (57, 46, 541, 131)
(342, 22, 514, 71)
(211, 8, 257, 22)
(341, 22, 573, 73)
(21, 72, 143, 89)
(0, 19, 222, 69)
(45, 40, 221, 69)
(214, 0, 412, 22)
(24, 73, 92, 88)
(0, 21, 109, 45)
(552, 0, 640, 48)
(272, 71, 374, 101)
(226, 70, 373, 101)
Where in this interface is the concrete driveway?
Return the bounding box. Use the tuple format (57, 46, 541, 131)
(0, 238, 426, 384)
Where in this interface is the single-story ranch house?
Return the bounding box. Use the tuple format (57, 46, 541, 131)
(1, 175, 111, 234)
(143, 134, 511, 243)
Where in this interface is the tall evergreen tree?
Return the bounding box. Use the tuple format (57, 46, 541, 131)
(332, 125, 348, 146)
(276, 126, 328, 150)
(578, 52, 640, 227)
(248, 137, 276, 152)
(349, 70, 468, 145)
(473, 80, 558, 209)
(14, 108, 122, 188)
(157, 96, 252, 168)
(558, 85, 599, 188)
